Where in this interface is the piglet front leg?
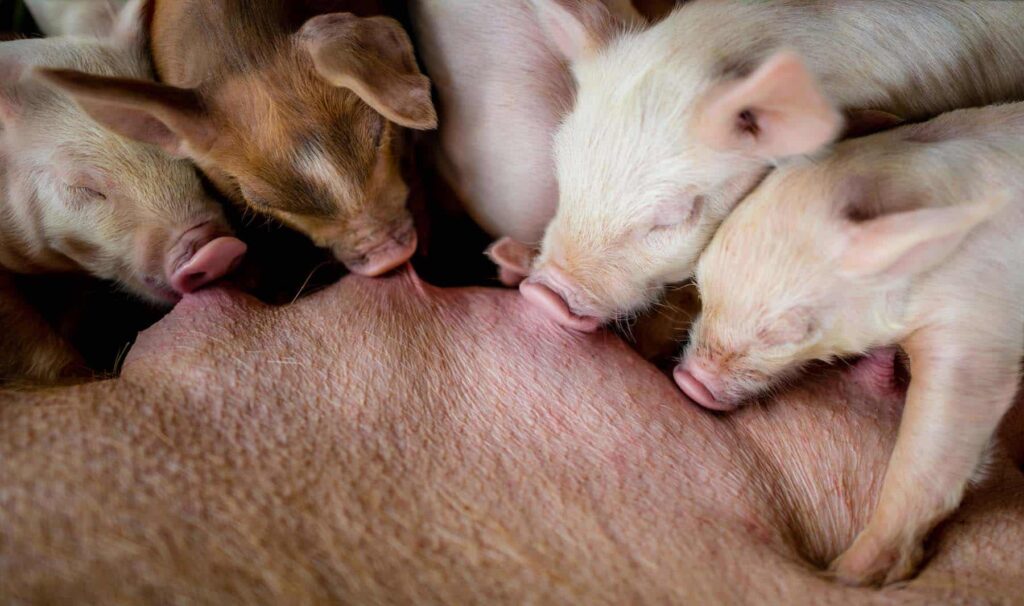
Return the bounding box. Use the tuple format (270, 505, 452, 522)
(830, 327, 1023, 586)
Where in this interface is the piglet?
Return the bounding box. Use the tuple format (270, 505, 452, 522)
(521, 0, 1024, 329)
(58, 0, 437, 277)
(412, 0, 644, 253)
(0, 24, 245, 382)
(678, 102, 1024, 585)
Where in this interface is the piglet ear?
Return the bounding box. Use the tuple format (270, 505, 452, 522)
(32, 68, 215, 158)
(529, 0, 629, 62)
(840, 192, 1008, 280)
(298, 13, 437, 131)
(694, 50, 843, 159)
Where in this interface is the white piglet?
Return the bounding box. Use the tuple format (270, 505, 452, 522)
(679, 102, 1024, 585)
(521, 0, 1024, 329)
(0, 22, 245, 382)
(411, 0, 647, 284)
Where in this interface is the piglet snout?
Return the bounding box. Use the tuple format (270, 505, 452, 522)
(345, 225, 418, 277)
(673, 361, 736, 412)
(168, 225, 247, 294)
(520, 268, 601, 332)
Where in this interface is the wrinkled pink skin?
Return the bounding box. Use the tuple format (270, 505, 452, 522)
(3, 271, 1023, 602)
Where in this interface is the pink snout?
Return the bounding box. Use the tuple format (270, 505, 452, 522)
(168, 226, 247, 295)
(345, 227, 418, 277)
(519, 268, 601, 333)
(673, 360, 737, 412)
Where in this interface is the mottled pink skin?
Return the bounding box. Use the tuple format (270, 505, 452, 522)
(3, 271, 1023, 602)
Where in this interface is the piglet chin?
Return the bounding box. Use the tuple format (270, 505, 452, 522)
(673, 367, 739, 412)
(519, 281, 601, 332)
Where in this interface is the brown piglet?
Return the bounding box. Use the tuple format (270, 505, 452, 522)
(55, 0, 438, 277)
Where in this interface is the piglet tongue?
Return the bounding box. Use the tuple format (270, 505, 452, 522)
(673, 368, 737, 412)
(520, 281, 601, 332)
(170, 237, 247, 294)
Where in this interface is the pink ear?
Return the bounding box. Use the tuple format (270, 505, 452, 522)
(694, 51, 843, 159)
(841, 197, 1006, 279)
(529, 0, 624, 62)
(32, 67, 214, 158)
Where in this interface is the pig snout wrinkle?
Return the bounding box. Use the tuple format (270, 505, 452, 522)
(519, 280, 600, 333)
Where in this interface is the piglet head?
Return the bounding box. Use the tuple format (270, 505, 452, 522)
(526, 1, 844, 325)
(676, 153, 1009, 411)
(36, 13, 435, 277)
(3, 61, 244, 305)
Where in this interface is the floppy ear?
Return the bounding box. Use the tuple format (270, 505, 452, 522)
(840, 191, 1008, 280)
(32, 68, 215, 158)
(529, 0, 626, 62)
(694, 50, 843, 159)
(298, 13, 437, 131)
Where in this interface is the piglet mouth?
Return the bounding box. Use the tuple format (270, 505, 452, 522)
(142, 275, 182, 305)
(165, 222, 247, 295)
(519, 280, 601, 332)
(673, 367, 740, 412)
(341, 223, 418, 277)
(519, 266, 604, 332)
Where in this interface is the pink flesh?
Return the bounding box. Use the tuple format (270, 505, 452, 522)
(486, 237, 535, 285)
(349, 233, 418, 277)
(519, 281, 600, 332)
(673, 367, 736, 412)
(170, 237, 247, 294)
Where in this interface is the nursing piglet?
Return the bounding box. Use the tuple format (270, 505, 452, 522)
(411, 0, 643, 251)
(0, 33, 245, 382)
(522, 0, 1024, 329)
(678, 103, 1024, 585)
(61, 0, 437, 276)
(24, 0, 124, 37)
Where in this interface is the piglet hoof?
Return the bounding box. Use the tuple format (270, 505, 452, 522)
(486, 237, 535, 287)
(828, 529, 924, 587)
